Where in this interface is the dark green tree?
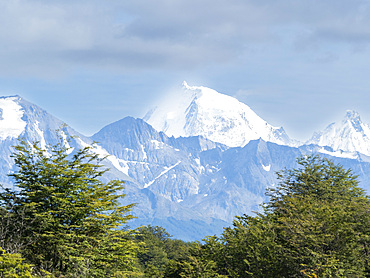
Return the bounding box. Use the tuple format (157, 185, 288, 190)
(0, 138, 140, 277)
(163, 240, 227, 278)
(166, 156, 370, 277)
(133, 225, 192, 277)
(266, 155, 370, 277)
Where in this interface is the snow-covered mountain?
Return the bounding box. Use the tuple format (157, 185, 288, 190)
(144, 82, 293, 147)
(91, 117, 370, 240)
(0, 96, 83, 186)
(90, 117, 299, 239)
(0, 94, 370, 241)
(307, 110, 370, 156)
(0, 95, 129, 187)
(91, 116, 370, 240)
(0, 95, 86, 144)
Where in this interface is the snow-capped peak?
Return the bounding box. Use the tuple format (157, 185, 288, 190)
(307, 110, 370, 156)
(0, 95, 93, 151)
(182, 81, 192, 89)
(344, 110, 363, 132)
(143, 82, 292, 147)
(0, 96, 27, 140)
(345, 110, 360, 119)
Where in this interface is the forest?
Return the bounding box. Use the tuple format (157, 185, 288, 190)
(0, 138, 369, 277)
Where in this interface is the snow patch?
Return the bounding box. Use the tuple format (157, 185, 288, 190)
(34, 121, 47, 150)
(211, 166, 220, 171)
(318, 148, 358, 160)
(140, 145, 147, 160)
(0, 97, 26, 140)
(77, 138, 130, 175)
(94, 145, 130, 175)
(144, 161, 181, 188)
(60, 130, 74, 155)
(262, 164, 271, 172)
(151, 139, 165, 149)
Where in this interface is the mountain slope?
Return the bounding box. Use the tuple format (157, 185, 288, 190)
(0, 96, 85, 185)
(144, 82, 293, 147)
(307, 110, 370, 156)
(91, 116, 370, 240)
(0, 96, 129, 187)
(1, 95, 370, 241)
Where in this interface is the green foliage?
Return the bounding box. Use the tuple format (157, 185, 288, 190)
(133, 225, 192, 277)
(267, 156, 370, 277)
(163, 241, 227, 278)
(1, 138, 369, 278)
(136, 226, 171, 270)
(0, 248, 34, 278)
(0, 137, 139, 277)
(216, 215, 283, 277)
(165, 156, 370, 277)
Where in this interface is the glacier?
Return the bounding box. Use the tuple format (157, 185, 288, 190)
(144, 82, 293, 147)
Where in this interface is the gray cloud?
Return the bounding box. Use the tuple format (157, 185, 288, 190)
(1, 0, 370, 77)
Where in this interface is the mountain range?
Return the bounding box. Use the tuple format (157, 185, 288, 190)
(0, 84, 369, 241)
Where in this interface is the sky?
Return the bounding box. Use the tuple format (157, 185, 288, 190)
(1, 0, 370, 141)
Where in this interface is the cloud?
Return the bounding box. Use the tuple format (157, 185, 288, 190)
(1, 0, 370, 78)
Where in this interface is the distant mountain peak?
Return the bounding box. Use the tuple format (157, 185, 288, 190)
(307, 110, 370, 156)
(181, 81, 206, 93)
(0, 95, 22, 100)
(345, 110, 360, 120)
(343, 110, 363, 133)
(182, 80, 191, 89)
(144, 82, 293, 147)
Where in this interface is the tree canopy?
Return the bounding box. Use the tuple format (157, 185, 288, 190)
(0, 137, 139, 277)
(165, 156, 370, 277)
(1, 139, 369, 277)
